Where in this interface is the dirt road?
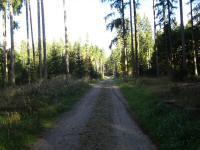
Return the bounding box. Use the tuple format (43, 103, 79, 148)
(32, 80, 156, 150)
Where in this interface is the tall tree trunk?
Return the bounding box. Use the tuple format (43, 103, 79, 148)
(37, 0, 42, 79)
(179, 0, 187, 72)
(41, 0, 47, 79)
(153, 0, 159, 76)
(167, 0, 173, 70)
(162, 3, 169, 75)
(63, 0, 69, 75)
(114, 61, 117, 77)
(121, 0, 128, 79)
(147, 46, 151, 69)
(190, 0, 198, 76)
(26, 0, 31, 84)
(29, 0, 36, 68)
(2, 4, 8, 86)
(100, 58, 103, 76)
(133, 0, 139, 77)
(129, 0, 135, 77)
(9, 0, 15, 85)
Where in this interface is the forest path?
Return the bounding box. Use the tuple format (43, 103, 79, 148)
(32, 80, 156, 150)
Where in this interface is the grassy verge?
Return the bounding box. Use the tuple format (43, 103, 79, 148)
(116, 78, 200, 150)
(0, 76, 90, 150)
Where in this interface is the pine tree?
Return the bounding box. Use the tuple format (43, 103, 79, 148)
(179, 0, 187, 72)
(63, 0, 69, 75)
(37, 0, 42, 78)
(189, 0, 198, 76)
(25, 0, 31, 83)
(41, 0, 47, 79)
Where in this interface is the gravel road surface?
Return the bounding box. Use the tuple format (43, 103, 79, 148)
(32, 80, 156, 150)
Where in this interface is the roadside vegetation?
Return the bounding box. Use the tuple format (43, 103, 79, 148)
(0, 76, 90, 150)
(0, 0, 200, 149)
(117, 77, 200, 150)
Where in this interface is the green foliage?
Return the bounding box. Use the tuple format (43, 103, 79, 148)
(151, 24, 200, 78)
(47, 42, 65, 76)
(2, 40, 105, 85)
(138, 16, 154, 74)
(105, 47, 122, 77)
(12, 0, 23, 14)
(71, 42, 85, 78)
(0, 0, 7, 11)
(0, 0, 23, 16)
(155, 0, 177, 28)
(193, 1, 200, 23)
(106, 15, 154, 77)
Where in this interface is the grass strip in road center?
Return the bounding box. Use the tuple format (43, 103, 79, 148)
(79, 85, 114, 150)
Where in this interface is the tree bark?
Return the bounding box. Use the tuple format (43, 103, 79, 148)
(9, 0, 15, 85)
(179, 0, 187, 71)
(29, 0, 36, 68)
(190, 0, 198, 76)
(41, 0, 47, 79)
(26, 0, 31, 84)
(162, 3, 169, 75)
(121, 0, 128, 79)
(3, 4, 8, 86)
(63, 0, 69, 75)
(133, 0, 139, 77)
(129, 0, 135, 77)
(37, 0, 42, 79)
(167, 0, 173, 70)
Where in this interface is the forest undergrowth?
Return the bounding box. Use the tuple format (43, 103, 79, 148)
(0, 75, 90, 150)
(117, 77, 200, 150)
